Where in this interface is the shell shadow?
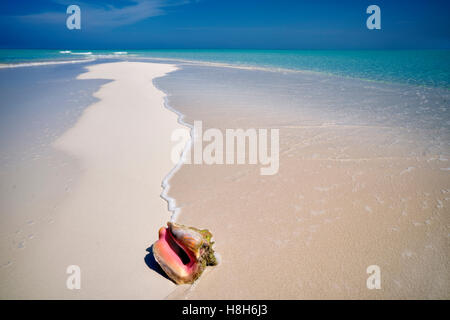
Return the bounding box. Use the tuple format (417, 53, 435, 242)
(144, 245, 174, 283)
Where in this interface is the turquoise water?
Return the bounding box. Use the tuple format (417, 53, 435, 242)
(1, 49, 449, 88)
(0, 49, 92, 63)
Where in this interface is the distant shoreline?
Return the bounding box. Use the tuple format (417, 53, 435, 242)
(0, 49, 449, 89)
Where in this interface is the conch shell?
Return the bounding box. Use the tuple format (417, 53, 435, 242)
(152, 222, 217, 284)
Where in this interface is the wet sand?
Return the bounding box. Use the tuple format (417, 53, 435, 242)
(158, 65, 450, 299)
(0, 61, 181, 298)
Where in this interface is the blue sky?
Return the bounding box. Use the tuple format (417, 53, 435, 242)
(1, 0, 449, 49)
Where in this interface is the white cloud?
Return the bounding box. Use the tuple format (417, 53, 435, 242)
(15, 0, 190, 27)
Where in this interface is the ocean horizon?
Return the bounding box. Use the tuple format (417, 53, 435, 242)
(1, 49, 449, 89)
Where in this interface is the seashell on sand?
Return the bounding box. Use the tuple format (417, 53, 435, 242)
(152, 222, 217, 284)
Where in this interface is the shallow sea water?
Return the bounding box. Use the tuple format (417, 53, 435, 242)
(155, 62, 450, 299)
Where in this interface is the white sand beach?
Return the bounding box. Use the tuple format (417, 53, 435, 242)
(0, 62, 183, 299)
